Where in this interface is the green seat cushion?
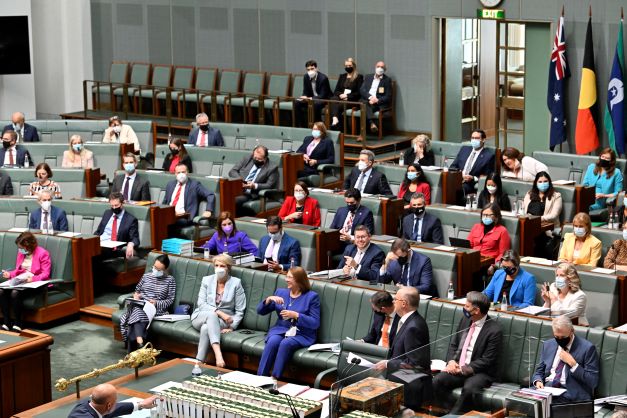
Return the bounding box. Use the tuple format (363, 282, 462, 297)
(240, 335, 267, 357)
(249, 99, 276, 110)
(291, 349, 338, 370)
(149, 320, 199, 345)
(278, 101, 294, 110)
(228, 97, 250, 107)
(220, 329, 266, 352)
(155, 91, 184, 100)
(345, 108, 360, 117)
(113, 87, 138, 96)
(23, 289, 74, 310)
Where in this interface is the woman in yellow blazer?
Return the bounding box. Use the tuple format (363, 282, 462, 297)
(558, 212, 602, 267)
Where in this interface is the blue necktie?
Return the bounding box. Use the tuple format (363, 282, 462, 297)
(245, 166, 259, 182)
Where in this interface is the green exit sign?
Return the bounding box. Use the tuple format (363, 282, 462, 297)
(477, 9, 505, 19)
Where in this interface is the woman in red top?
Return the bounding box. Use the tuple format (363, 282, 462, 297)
(468, 203, 511, 262)
(397, 163, 431, 208)
(162, 138, 193, 173)
(278, 181, 321, 227)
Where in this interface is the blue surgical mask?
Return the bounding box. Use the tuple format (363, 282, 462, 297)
(152, 268, 164, 278)
(573, 227, 586, 237)
(72, 143, 83, 152)
(555, 276, 567, 289)
(18, 248, 28, 255)
(537, 182, 550, 192)
(462, 308, 472, 318)
(311, 129, 321, 138)
(482, 217, 494, 226)
(124, 163, 136, 173)
(269, 232, 282, 242)
(406, 172, 417, 181)
(470, 139, 482, 150)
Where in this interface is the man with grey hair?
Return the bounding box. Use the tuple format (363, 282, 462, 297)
(432, 291, 502, 414)
(188, 112, 224, 147)
(3, 111, 39, 142)
(68, 383, 157, 417)
(532, 315, 599, 403)
(342, 149, 392, 196)
(402, 192, 443, 244)
(28, 190, 69, 232)
(229, 144, 279, 216)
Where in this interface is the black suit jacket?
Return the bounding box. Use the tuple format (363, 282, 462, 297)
(360, 74, 393, 107)
(3, 123, 39, 142)
(0, 145, 31, 167)
(188, 126, 225, 146)
(330, 205, 375, 235)
(402, 212, 444, 244)
(162, 153, 193, 173)
(332, 73, 364, 102)
(302, 72, 332, 99)
(111, 173, 151, 202)
(337, 242, 385, 283)
(387, 311, 431, 374)
(343, 167, 393, 196)
(67, 399, 134, 418)
(450, 146, 495, 178)
(403, 149, 435, 167)
(446, 315, 502, 379)
(363, 311, 388, 345)
(0, 174, 12, 195)
(94, 209, 140, 247)
(228, 155, 279, 197)
(162, 179, 215, 218)
(296, 136, 335, 175)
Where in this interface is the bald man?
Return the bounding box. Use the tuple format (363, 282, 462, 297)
(67, 383, 157, 418)
(2, 112, 39, 142)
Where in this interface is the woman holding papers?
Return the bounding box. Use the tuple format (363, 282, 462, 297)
(201, 212, 259, 256)
(582, 148, 623, 211)
(278, 181, 321, 227)
(541, 263, 589, 326)
(119, 254, 175, 353)
(296, 122, 336, 178)
(501, 147, 548, 182)
(398, 163, 431, 206)
(477, 173, 511, 212)
(257, 267, 320, 378)
(558, 212, 602, 267)
(0, 232, 51, 332)
(192, 254, 246, 368)
(61, 135, 94, 169)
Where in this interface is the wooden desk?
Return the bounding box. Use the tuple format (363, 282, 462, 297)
(517, 215, 541, 256)
(83, 168, 100, 198)
(576, 185, 595, 214)
(0, 329, 53, 417)
(441, 170, 462, 205)
(282, 153, 305, 197)
(379, 197, 404, 236)
(148, 204, 176, 251)
(218, 178, 243, 216)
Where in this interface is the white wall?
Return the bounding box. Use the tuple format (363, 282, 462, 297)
(32, 0, 93, 118)
(0, 0, 37, 120)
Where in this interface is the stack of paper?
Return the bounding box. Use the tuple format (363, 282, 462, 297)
(161, 238, 193, 256)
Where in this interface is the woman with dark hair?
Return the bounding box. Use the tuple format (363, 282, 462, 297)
(28, 163, 62, 199)
(483, 250, 536, 308)
(162, 138, 192, 173)
(523, 171, 563, 224)
(119, 254, 176, 352)
(201, 211, 258, 256)
(278, 181, 321, 226)
(501, 147, 548, 181)
(0, 232, 51, 331)
(467, 203, 511, 262)
(257, 266, 320, 378)
(582, 147, 623, 210)
(296, 121, 335, 179)
(477, 173, 511, 211)
(397, 163, 431, 206)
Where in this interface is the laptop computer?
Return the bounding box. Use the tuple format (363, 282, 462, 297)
(551, 400, 594, 418)
(449, 237, 472, 248)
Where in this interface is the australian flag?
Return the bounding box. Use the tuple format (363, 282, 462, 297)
(548, 15, 570, 151)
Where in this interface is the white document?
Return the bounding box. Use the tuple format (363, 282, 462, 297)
(57, 231, 81, 238)
(249, 218, 267, 224)
(205, 175, 222, 179)
(310, 188, 334, 193)
(308, 343, 338, 352)
(421, 166, 443, 171)
(347, 352, 374, 368)
(445, 205, 466, 210)
(21, 195, 38, 199)
(431, 359, 447, 371)
(268, 149, 290, 154)
(591, 267, 616, 274)
(278, 383, 310, 397)
(149, 381, 183, 393)
(143, 302, 156, 328)
(452, 297, 467, 304)
(298, 388, 330, 402)
(613, 323, 627, 332)
(419, 294, 432, 300)
(8, 227, 28, 232)
(154, 314, 190, 322)
(521, 257, 555, 266)
(309, 269, 345, 279)
(118, 397, 151, 417)
(221, 370, 276, 387)
(433, 245, 456, 252)
(100, 240, 128, 248)
(3, 280, 49, 289)
(516, 306, 550, 315)
(343, 89, 352, 95)
(501, 211, 518, 218)
(536, 387, 567, 396)
(552, 180, 576, 185)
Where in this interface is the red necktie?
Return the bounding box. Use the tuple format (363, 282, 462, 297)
(111, 215, 118, 241)
(171, 184, 182, 207)
(200, 131, 207, 147)
(9, 149, 14, 165)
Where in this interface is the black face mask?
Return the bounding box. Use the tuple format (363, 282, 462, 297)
(345, 67, 354, 74)
(555, 335, 571, 350)
(599, 159, 611, 168)
(2, 141, 10, 149)
(414, 206, 425, 216)
(347, 203, 357, 213)
(397, 255, 408, 265)
(170, 148, 179, 155)
(504, 266, 517, 276)
(199, 124, 209, 132)
(253, 159, 264, 168)
(111, 207, 122, 215)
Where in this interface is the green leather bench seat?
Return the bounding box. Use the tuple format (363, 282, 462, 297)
(310, 190, 386, 236)
(533, 151, 627, 183)
(375, 164, 442, 204)
(0, 168, 87, 200)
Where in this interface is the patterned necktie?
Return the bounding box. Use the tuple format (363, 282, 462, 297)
(412, 216, 420, 241)
(43, 211, 49, 230)
(401, 263, 410, 285)
(111, 215, 118, 241)
(356, 172, 366, 192)
(245, 166, 259, 182)
(123, 177, 131, 201)
(551, 360, 566, 388)
(459, 322, 477, 366)
(463, 151, 477, 176)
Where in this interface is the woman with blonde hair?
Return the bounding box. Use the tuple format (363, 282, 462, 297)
(558, 212, 601, 267)
(329, 57, 364, 130)
(541, 262, 589, 326)
(403, 134, 435, 167)
(61, 135, 94, 169)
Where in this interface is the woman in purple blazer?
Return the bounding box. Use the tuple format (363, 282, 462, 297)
(0, 232, 51, 331)
(202, 212, 258, 257)
(257, 267, 320, 378)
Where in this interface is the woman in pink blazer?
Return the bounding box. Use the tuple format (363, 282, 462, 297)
(0, 232, 51, 331)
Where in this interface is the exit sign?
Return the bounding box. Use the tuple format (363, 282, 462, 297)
(477, 9, 505, 19)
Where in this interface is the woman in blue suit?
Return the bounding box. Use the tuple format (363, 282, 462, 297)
(483, 250, 536, 308)
(257, 267, 320, 378)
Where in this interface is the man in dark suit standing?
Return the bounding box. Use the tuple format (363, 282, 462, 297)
(402, 192, 444, 244)
(0, 130, 32, 167)
(432, 291, 503, 414)
(359, 61, 393, 133)
(67, 383, 157, 418)
(294, 59, 332, 128)
(361, 290, 395, 346)
(373, 286, 432, 411)
(29, 190, 69, 232)
(450, 129, 495, 197)
(111, 153, 151, 202)
(343, 150, 393, 196)
(338, 225, 385, 283)
(532, 316, 599, 403)
(228, 145, 279, 217)
(162, 164, 215, 219)
(379, 238, 437, 297)
(95, 192, 140, 259)
(330, 188, 375, 244)
(3, 112, 39, 142)
(188, 112, 224, 147)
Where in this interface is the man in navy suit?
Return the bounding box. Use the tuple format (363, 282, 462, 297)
(359, 61, 393, 133)
(187, 112, 224, 147)
(433, 291, 503, 414)
(0, 130, 32, 167)
(94, 192, 140, 259)
(532, 316, 599, 403)
(379, 238, 437, 297)
(343, 150, 393, 196)
(2, 112, 39, 142)
(258, 216, 302, 272)
(67, 383, 157, 418)
(361, 290, 395, 346)
(402, 193, 444, 244)
(338, 225, 385, 283)
(29, 190, 69, 232)
(162, 163, 215, 219)
(450, 130, 495, 197)
(294, 59, 332, 128)
(330, 188, 375, 244)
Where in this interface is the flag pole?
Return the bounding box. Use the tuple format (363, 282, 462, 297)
(561, 5, 564, 17)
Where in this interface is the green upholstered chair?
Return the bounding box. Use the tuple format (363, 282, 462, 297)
(0, 168, 88, 200)
(155, 66, 195, 116)
(92, 62, 129, 110)
(276, 74, 303, 127)
(376, 163, 442, 203)
(112, 63, 151, 109)
(226, 71, 265, 123)
(133, 64, 172, 115)
(248, 73, 291, 125)
(345, 81, 396, 139)
(203, 70, 241, 121)
(181, 67, 218, 118)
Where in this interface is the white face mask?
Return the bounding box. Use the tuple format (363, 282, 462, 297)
(375, 67, 385, 76)
(152, 268, 164, 278)
(573, 227, 586, 237)
(113, 125, 122, 134)
(623, 229, 627, 240)
(486, 185, 497, 195)
(357, 161, 369, 171)
(307, 70, 317, 79)
(555, 276, 567, 289)
(215, 267, 227, 279)
(41, 201, 51, 211)
(176, 173, 187, 184)
(294, 192, 306, 201)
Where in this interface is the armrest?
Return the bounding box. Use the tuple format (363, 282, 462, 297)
(117, 293, 134, 309)
(318, 164, 341, 174)
(314, 367, 337, 389)
(192, 216, 216, 228)
(258, 189, 285, 201)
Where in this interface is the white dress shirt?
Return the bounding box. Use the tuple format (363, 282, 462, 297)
(3, 146, 16, 165)
(169, 183, 187, 215)
(101, 210, 125, 241)
(263, 237, 282, 263)
(368, 76, 382, 98)
(355, 168, 373, 193)
(460, 315, 487, 365)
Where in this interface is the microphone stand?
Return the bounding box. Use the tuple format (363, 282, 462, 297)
(268, 389, 299, 418)
(330, 358, 361, 418)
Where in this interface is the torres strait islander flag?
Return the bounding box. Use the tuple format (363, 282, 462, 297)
(575, 15, 600, 155)
(604, 16, 625, 155)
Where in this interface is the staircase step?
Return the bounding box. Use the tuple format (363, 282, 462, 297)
(80, 304, 115, 327)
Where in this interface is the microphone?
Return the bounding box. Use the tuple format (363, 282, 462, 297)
(327, 250, 332, 281)
(71, 210, 75, 233)
(218, 155, 225, 178)
(452, 223, 458, 238)
(268, 389, 299, 418)
(331, 357, 362, 418)
(25, 206, 30, 229)
(64, 121, 70, 143)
